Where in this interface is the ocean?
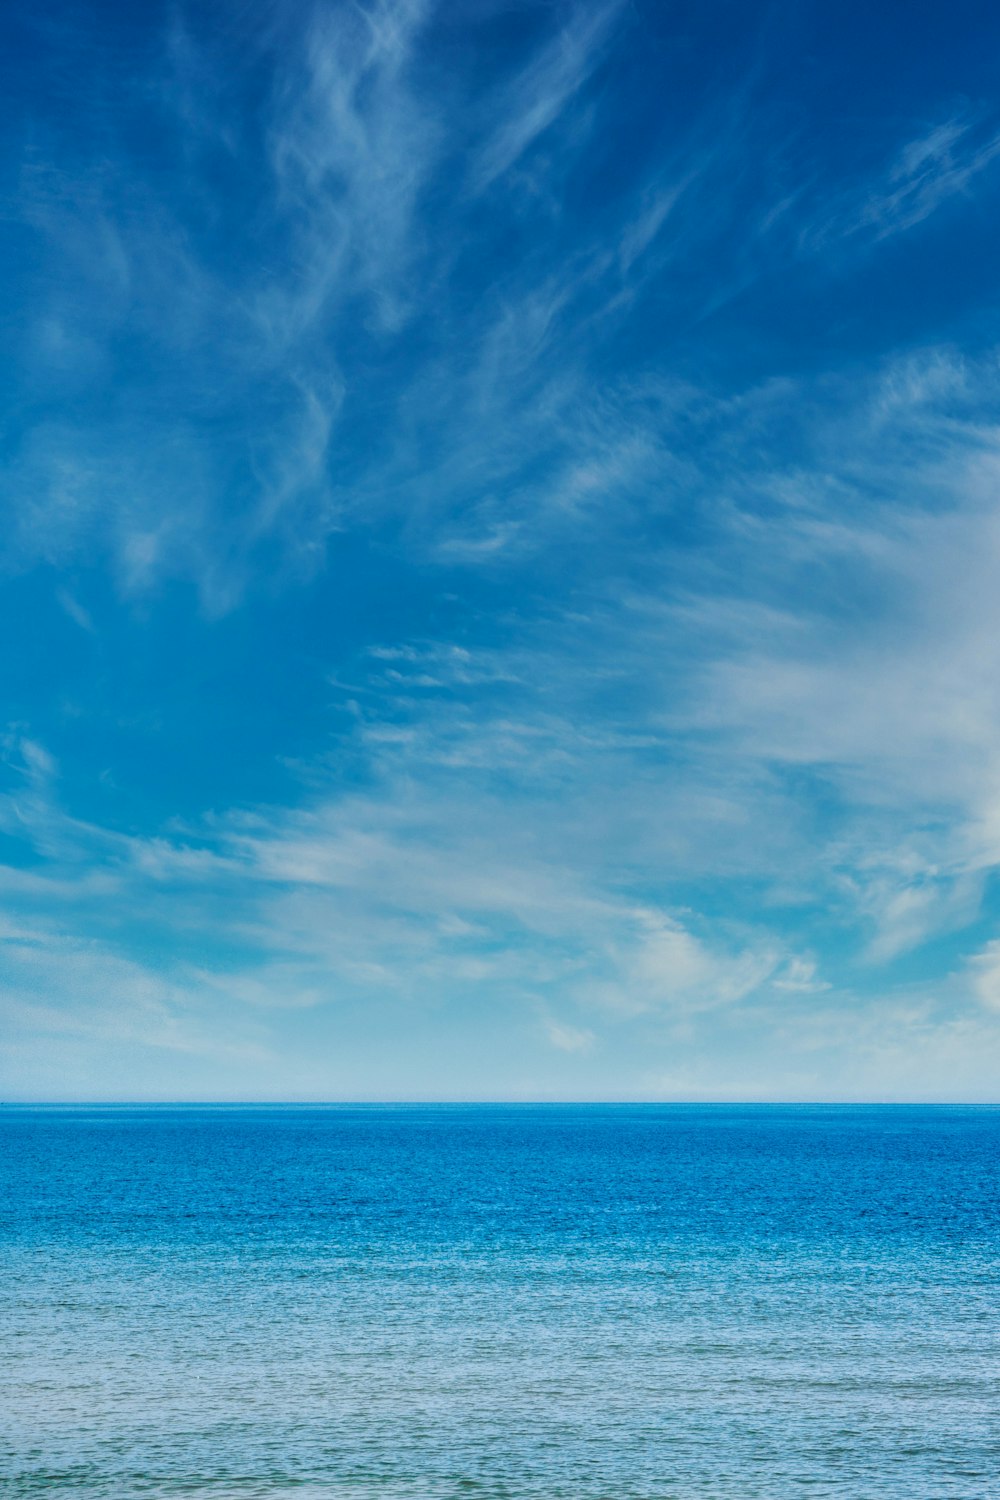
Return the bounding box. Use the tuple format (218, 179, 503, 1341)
(2, 1104, 998, 1497)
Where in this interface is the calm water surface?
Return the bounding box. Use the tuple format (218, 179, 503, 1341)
(2, 1104, 999, 1497)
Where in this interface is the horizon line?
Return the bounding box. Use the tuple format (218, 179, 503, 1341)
(3, 1098, 999, 1108)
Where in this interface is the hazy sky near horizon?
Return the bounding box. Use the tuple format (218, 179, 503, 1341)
(4, 0, 1000, 1100)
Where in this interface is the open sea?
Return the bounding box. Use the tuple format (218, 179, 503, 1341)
(2, 1104, 999, 1498)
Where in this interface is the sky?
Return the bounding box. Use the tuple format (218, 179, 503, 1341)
(3, 0, 1000, 1101)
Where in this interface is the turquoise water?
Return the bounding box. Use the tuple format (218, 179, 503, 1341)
(2, 1104, 999, 1497)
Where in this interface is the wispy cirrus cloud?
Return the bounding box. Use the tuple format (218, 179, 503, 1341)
(6, 1, 1000, 1098)
(14, 1, 1000, 610)
(794, 109, 1000, 252)
(470, 1, 622, 192)
(852, 113, 1000, 240)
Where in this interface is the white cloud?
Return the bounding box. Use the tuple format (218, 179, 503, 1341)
(581, 911, 779, 1017)
(796, 111, 1000, 253)
(772, 958, 829, 994)
(859, 115, 1000, 239)
(544, 1019, 596, 1053)
(968, 941, 1000, 1012)
(471, 3, 623, 192)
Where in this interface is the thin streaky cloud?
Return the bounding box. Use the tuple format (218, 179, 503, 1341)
(471, 2, 624, 192)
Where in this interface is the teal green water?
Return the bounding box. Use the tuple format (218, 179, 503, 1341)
(2, 1105, 999, 1496)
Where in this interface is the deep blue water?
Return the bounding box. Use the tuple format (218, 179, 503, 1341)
(2, 1104, 999, 1497)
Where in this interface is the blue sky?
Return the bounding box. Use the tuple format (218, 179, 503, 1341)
(4, 0, 1000, 1100)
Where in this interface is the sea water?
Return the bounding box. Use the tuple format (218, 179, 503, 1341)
(2, 1104, 998, 1497)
